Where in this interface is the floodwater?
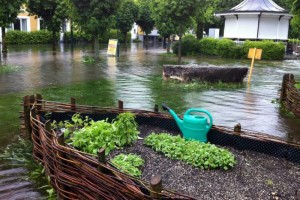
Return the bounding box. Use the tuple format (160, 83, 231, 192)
(1, 43, 299, 144)
(0, 43, 299, 198)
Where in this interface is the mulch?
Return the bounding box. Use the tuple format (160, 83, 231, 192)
(109, 125, 300, 200)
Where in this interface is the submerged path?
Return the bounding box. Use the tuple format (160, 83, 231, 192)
(0, 164, 45, 200)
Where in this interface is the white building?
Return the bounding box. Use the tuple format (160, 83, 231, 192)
(215, 0, 292, 41)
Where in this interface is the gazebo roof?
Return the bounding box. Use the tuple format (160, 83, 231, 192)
(216, 0, 289, 15)
(231, 0, 286, 12)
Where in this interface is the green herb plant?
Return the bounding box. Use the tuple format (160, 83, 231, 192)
(295, 82, 300, 89)
(144, 133, 236, 170)
(70, 112, 139, 155)
(111, 154, 144, 177)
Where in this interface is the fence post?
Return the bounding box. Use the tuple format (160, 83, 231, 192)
(97, 148, 106, 173)
(118, 100, 123, 111)
(23, 95, 31, 140)
(154, 104, 159, 112)
(70, 97, 76, 112)
(150, 175, 162, 198)
(45, 120, 52, 138)
(57, 132, 67, 200)
(36, 94, 43, 110)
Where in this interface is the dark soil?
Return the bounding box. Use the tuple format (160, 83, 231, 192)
(110, 125, 300, 200)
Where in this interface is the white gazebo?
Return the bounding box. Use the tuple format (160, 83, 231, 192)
(215, 0, 292, 41)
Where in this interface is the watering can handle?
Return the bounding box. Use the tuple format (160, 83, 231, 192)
(185, 108, 213, 128)
(162, 103, 171, 111)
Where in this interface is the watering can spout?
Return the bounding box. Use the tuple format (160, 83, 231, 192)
(162, 103, 184, 130)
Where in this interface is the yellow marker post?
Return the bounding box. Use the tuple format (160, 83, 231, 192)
(247, 48, 262, 84)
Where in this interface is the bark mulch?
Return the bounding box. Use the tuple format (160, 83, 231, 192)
(110, 125, 300, 200)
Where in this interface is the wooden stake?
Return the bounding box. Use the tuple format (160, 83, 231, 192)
(154, 104, 159, 112)
(150, 175, 162, 198)
(118, 100, 123, 110)
(70, 97, 76, 112)
(36, 94, 42, 110)
(97, 148, 106, 173)
(23, 95, 31, 140)
(248, 48, 256, 84)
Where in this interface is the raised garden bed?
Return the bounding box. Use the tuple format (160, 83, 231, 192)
(22, 95, 300, 199)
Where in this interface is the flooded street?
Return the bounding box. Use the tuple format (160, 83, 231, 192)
(1, 43, 299, 144)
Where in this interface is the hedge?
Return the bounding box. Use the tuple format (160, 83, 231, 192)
(172, 35, 200, 56)
(242, 40, 285, 60)
(63, 29, 131, 44)
(172, 37, 286, 60)
(6, 30, 131, 45)
(6, 30, 58, 44)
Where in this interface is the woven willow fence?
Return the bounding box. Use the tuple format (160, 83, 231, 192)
(280, 74, 300, 117)
(21, 94, 300, 199)
(22, 95, 195, 200)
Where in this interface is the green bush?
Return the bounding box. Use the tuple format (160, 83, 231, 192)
(242, 40, 285, 60)
(63, 31, 92, 43)
(172, 37, 285, 60)
(216, 39, 244, 59)
(6, 30, 58, 44)
(172, 36, 200, 56)
(63, 29, 131, 44)
(199, 37, 218, 56)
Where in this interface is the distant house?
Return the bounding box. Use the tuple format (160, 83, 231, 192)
(131, 23, 160, 45)
(215, 0, 292, 41)
(0, 5, 70, 43)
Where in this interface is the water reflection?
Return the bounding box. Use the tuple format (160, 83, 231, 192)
(0, 43, 299, 144)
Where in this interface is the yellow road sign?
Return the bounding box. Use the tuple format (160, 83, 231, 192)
(247, 48, 263, 84)
(248, 48, 262, 60)
(107, 39, 119, 56)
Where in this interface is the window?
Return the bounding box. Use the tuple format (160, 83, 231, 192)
(13, 18, 29, 32)
(21, 19, 27, 32)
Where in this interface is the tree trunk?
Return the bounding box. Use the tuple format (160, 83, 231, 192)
(145, 34, 149, 50)
(52, 30, 57, 51)
(70, 18, 74, 51)
(196, 21, 204, 39)
(178, 33, 182, 64)
(167, 35, 171, 54)
(2, 27, 7, 53)
(91, 37, 95, 53)
(163, 37, 166, 49)
(124, 32, 127, 49)
(94, 34, 99, 62)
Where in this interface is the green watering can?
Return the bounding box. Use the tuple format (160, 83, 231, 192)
(162, 103, 213, 143)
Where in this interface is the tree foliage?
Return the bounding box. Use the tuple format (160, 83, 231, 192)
(151, 0, 176, 53)
(27, 0, 70, 50)
(194, 0, 220, 39)
(152, 0, 198, 63)
(117, 0, 139, 45)
(291, 0, 300, 38)
(0, 0, 25, 52)
(136, 0, 155, 49)
(71, 0, 120, 60)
